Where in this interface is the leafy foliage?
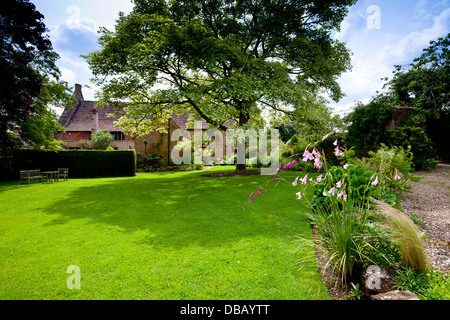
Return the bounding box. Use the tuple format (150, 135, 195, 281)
(84, 0, 356, 165)
(382, 126, 436, 171)
(0, 0, 73, 154)
(345, 95, 394, 157)
(91, 130, 114, 150)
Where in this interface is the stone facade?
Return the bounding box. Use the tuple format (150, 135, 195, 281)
(134, 119, 181, 162)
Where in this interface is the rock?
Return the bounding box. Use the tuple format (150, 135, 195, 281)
(370, 290, 420, 300)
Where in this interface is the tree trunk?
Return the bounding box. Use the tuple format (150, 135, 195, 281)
(236, 163, 246, 171)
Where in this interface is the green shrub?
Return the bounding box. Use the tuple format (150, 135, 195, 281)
(136, 152, 164, 172)
(365, 144, 414, 205)
(392, 267, 450, 300)
(91, 130, 114, 150)
(345, 96, 394, 156)
(5, 149, 136, 179)
(382, 126, 436, 171)
(310, 164, 379, 215)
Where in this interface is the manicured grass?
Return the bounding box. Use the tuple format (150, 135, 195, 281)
(0, 166, 328, 300)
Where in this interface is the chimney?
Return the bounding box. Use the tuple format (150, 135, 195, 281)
(74, 83, 84, 102)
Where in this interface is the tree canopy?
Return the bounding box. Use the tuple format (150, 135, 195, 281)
(85, 0, 356, 138)
(0, 0, 73, 154)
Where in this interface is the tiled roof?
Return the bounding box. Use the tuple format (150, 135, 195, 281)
(59, 84, 235, 133)
(59, 101, 124, 132)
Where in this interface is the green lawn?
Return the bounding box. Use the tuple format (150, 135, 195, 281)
(0, 166, 328, 300)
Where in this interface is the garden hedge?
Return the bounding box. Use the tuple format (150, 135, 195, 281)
(0, 149, 136, 181)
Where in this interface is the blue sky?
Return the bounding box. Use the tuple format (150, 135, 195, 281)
(32, 0, 450, 116)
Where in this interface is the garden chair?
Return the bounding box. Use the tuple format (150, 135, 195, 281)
(58, 168, 69, 181)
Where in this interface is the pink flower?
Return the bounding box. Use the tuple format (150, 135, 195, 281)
(337, 190, 345, 199)
(250, 193, 254, 198)
(334, 147, 344, 158)
(250, 199, 254, 204)
(336, 180, 343, 188)
(329, 187, 336, 195)
(277, 166, 281, 173)
(292, 177, 299, 187)
(343, 194, 347, 201)
(296, 191, 302, 200)
(257, 191, 261, 196)
(322, 132, 333, 141)
(300, 174, 308, 185)
(274, 175, 277, 180)
(343, 163, 349, 169)
(394, 169, 401, 180)
(309, 178, 314, 183)
(259, 187, 263, 191)
(302, 150, 314, 162)
(372, 176, 379, 186)
(292, 160, 297, 166)
(312, 149, 320, 158)
(314, 157, 322, 169)
(333, 139, 338, 146)
(316, 175, 323, 182)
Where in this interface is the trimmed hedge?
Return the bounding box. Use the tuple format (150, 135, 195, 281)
(1, 149, 136, 181)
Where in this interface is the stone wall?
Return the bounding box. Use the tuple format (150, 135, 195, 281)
(387, 106, 414, 130)
(134, 119, 180, 162)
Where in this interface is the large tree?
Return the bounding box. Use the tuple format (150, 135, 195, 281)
(0, 0, 73, 154)
(85, 0, 356, 169)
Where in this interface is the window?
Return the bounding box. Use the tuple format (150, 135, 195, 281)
(112, 132, 125, 141)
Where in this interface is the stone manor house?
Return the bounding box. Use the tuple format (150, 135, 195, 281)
(55, 84, 212, 162)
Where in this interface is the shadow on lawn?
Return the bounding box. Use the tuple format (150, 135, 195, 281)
(39, 170, 305, 249)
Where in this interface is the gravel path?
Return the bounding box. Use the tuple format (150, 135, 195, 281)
(399, 162, 450, 274)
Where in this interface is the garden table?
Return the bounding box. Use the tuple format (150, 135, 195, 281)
(41, 171, 59, 183)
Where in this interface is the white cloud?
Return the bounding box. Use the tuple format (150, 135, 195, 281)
(59, 67, 76, 85)
(380, 7, 450, 65)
